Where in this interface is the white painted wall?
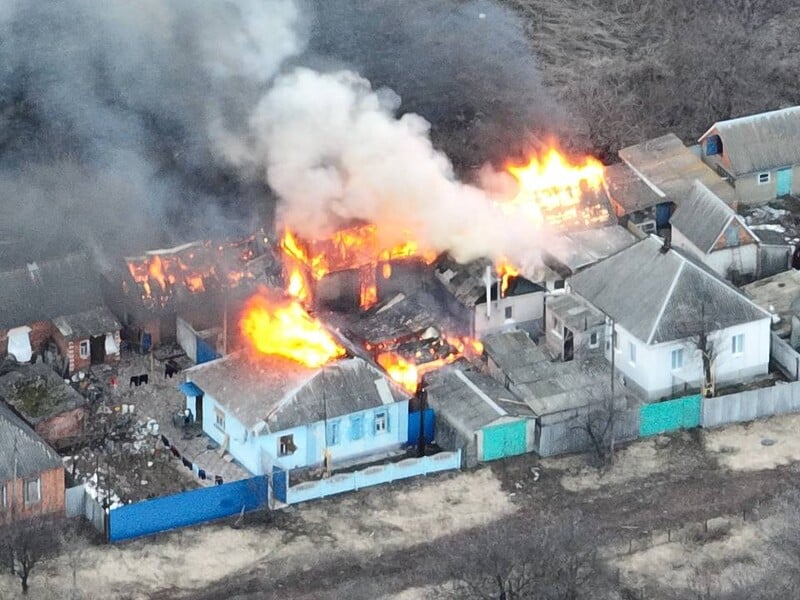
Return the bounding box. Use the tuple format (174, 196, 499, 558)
(672, 228, 757, 279)
(606, 318, 770, 400)
(473, 291, 544, 338)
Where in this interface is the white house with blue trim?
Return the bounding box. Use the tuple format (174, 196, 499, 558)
(180, 353, 410, 476)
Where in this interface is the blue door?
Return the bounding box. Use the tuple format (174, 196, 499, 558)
(655, 203, 671, 228)
(777, 168, 793, 197)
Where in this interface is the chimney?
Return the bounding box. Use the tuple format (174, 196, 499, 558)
(482, 265, 493, 318)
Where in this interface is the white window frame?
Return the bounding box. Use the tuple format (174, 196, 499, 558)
(279, 434, 296, 456)
(671, 348, 684, 370)
(214, 408, 226, 431)
(79, 340, 90, 359)
(732, 333, 745, 355)
(757, 172, 771, 185)
(589, 331, 599, 348)
(375, 411, 388, 434)
(628, 341, 637, 365)
(23, 478, 41, 505)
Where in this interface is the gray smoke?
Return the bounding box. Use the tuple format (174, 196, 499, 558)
(0, 0, 566, 271)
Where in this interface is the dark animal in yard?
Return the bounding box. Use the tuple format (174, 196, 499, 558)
(164, 361, 179, 378)
(139, 373, 149, 385)
(129, 375, 139, 387)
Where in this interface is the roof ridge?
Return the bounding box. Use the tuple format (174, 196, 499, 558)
(646, 259, 684, 344)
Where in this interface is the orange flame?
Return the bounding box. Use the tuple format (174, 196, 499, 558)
(287, 267, 310, 303)
(240, 293, 345, 368)
(503, 148, 607, 229)
(496, 261, 520, 298)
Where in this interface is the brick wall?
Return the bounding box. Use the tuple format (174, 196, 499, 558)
(35, 407, 86, 445)
(53, 329, 122, 375)
(0, 467, 65, 525)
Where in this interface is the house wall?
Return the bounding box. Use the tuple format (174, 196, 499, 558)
(606, 319, 770, 401)
(35, 407, 86, 446)
(733, 165, 800, 205)
(544, 309, 605, 361)
(52, 329, 121, 375)
(0, 466, 65, 525)
(473, 291, 544, 338)
(671, 228, 758, 280)
(197, 392, 409, 476)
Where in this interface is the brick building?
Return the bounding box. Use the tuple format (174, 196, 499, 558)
(0, 401, 65, 524)
(0, 252, 120, 376)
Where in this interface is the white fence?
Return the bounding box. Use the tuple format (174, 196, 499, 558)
(65, 483, 107, 536)
(702, 380, 800, 428)
(537, 409, 640, 458)
(286, 450, 461, 505)
(771, 333, 800, 381)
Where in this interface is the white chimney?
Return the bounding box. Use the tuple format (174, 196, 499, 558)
(482, 265, 493, 319)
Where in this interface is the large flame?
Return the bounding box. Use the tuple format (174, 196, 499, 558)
(240, 293, 345, 368)
(502, 148, 608, 229)
(376, 335, 484, 394)
(279, 223, 438, 310)
(495, 260, 520, 298)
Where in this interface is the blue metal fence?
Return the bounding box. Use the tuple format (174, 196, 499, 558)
(196, 337, 221, 364)
(108, 476, 268, 542)
(272, 466, 288, 504)
(407, 409, 435, 445)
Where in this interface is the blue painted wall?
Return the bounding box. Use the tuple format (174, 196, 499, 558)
(185, 384, 409, 476)
(109, 476, 268, 542)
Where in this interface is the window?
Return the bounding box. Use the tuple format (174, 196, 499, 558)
(24, 478, 40, 505)
(279, 434, 296, 456)
(705, 135, 722, 156)
(725, 225, 740, 246)
(671, 348, 684, 370)
(375, 411, 388, 434)
(757, 172, 771, 185)
(628, 341, 637, 365)
(554, 279, 565, 290)
(350, 415, 364, 440)
(327, 420, 340, 446)
(214, 408, 225, 431)
(79, 340, 90, 359)
(1, 483, 6, 509)
(504, 306, 513, 319)
(732, 333, 745, 355)
(589, 332, 598, 348)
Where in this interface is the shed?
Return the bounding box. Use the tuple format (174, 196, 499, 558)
(424, 365, 535, 467)
(544, 226, 638, 277)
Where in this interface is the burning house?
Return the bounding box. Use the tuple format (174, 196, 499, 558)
(433, 255, 546, 339)
(102, 234, 281, 352)
(0, 252, 121, 375)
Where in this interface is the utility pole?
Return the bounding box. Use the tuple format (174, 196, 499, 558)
(322, 367, 331, 477)
(222, 294, 228, 356)
(11, 434, 18, 523)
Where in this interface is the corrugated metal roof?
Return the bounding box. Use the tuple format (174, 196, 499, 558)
(425, 366, 532, 434)
(570, 237, 770, 344)
(0, 401, 63, 481)
(619, 133, 736, 206)
(603, 162, 663, 215)
(0, 252, 103, 329)
(185, 353, 409, 431)
(700, 106, 800, 175)
(670, 181, 738, 253)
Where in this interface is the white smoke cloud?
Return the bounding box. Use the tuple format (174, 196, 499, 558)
(216, 67, 558, 270)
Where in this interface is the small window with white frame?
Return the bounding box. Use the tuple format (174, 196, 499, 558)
(24, 478, 40, 505)
(79, 340, 90, 359)
(671, 348, 684, 370)
(374, 411, 388, 434)
(757, 172, 771, 185)
(589, 331, 599, 348)
(628, 341, 637, 365)
(732, 333, 745, 355)
(214, 408, 225, 431)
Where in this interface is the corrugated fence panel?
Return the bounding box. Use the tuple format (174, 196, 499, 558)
(482, 420, 527, 461)
(640, 395, 701, 437)
(702, 381, 800, 428)
(65, 484, 85, 518)
(109, 476, 267, 542)
(537, 410, 639, 458)
(84, 491, 107, 536)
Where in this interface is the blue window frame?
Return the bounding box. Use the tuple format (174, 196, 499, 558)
(725, 225, 740, 247)
(350, 415, 363, 440)
(327, 420, 340, 445)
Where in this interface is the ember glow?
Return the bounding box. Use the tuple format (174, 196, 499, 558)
(279, 223, 438, 309)
(502, 148, 608, 229)
(240, 293, 345, 368)
(376, 335, 484, 394)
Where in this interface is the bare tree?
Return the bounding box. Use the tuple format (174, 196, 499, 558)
(579, 391, 621, 470)
(675, 301, 722, 398)
(0, 516, 65, 595)
(437, 512, 614, 600)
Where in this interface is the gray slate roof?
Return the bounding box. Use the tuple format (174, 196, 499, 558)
(425, 365, 533, 434)
(482, 330, 549, 379)
(546, 293, 605, 330)
(619, 133, 736, 206)
(434, 256, 544, 307)
(700, 106, 800, 175)
(570, 236, 770, 344)
(0, 401, 63, 480)
(53, 306, 121, 340)
(603, 162, 664, 214)
(0, 364, 87, 423)
(185, 353, 409, 432)
(546, 226, 638, 274)
(0, 252, 103, 330)
(670, 181, 752, 253)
